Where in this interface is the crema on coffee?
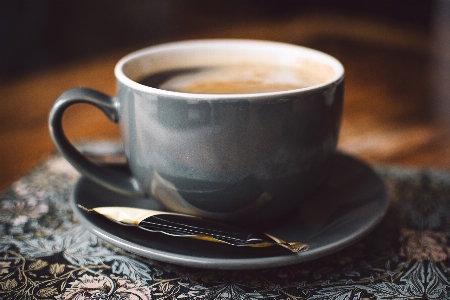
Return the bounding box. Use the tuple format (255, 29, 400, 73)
(139, 64, 325, 94)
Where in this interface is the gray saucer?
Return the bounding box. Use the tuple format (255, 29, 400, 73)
(71, 153, 389, 270)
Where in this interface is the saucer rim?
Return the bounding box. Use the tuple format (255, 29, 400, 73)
(70, 152, 389, 270)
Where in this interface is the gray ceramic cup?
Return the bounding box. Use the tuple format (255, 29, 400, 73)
(49, 39, 344, 224)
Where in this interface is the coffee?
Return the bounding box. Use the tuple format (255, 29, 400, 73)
(139, 64, 324, 94)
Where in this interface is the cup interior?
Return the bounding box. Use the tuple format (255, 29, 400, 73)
(115, 39, 344, 96)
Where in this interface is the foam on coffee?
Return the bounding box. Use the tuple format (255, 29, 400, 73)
(149, 64, 324, 94)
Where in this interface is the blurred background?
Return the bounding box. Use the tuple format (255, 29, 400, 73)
(1, 0, 449, 190)
(0, 0, 434, 79)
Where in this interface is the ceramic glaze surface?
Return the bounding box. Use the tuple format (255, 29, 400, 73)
(117, 80, 343, 222)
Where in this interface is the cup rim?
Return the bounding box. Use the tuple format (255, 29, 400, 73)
(115, 39, 345, 99)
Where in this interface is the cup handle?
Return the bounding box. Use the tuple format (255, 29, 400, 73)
(49, 87, 146, 197)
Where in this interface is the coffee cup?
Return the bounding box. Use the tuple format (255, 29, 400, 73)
(49, 39, 344, 224)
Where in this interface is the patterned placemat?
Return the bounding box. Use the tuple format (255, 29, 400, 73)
(1, 150, 450, 299)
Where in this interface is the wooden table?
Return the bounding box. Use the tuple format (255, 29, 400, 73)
(1, 12, 449, 191)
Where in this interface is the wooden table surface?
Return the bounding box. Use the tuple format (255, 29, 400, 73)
(1, 12, 449, 191)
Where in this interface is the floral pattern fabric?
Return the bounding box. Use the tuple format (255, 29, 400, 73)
(1, 153, 450, 300)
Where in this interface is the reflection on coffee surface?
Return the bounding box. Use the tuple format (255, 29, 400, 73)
(139, 64, 325, 94)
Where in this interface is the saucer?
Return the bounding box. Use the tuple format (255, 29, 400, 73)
(71, 153, 389, 270)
